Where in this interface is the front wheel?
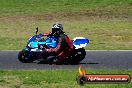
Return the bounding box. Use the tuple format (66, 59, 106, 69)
(18, 50, 34, 63)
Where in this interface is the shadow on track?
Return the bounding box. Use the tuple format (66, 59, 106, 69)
(37, 60, 99, 65)
(79, 62, 99, 64)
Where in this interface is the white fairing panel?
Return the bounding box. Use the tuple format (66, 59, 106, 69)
(72, 37, 89, 49)
(31, 49, 43, 52)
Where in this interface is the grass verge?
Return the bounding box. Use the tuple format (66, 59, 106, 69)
(0, 18, 132, 50)
(0, 0, 132, 50)
(0, 69, 132, 88)
(0, 0, 131, 16)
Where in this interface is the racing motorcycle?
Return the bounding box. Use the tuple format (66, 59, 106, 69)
(18, 27, 89, 64)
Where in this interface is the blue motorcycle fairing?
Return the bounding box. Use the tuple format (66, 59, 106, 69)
(28, 33, 43, 43)
(45, 36, 57, 48)
(28, 35, 57, 49)
(28, 35, 37, 43)
(28, 41, 45, 48)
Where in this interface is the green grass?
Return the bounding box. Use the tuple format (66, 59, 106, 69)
(0, 1, 131, 88)
(0, 0, 131, 16)
(0, 19, 131, 50)
(0, 0, 132, 50)
(0, 69, 131, 88)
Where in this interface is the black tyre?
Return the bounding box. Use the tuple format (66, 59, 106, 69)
(18, 50, 34, 63)
(70, 48, 86, 64)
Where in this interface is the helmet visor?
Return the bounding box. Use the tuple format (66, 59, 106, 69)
(52, 28, 60, 34)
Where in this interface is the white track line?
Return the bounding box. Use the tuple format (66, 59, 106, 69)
(1, 50, 132, 52)
(86, 50, 132, 51)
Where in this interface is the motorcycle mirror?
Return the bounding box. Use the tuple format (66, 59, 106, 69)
(36, 27, 38, 35)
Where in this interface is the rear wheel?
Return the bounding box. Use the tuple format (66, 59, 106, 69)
(70, 48, 86, 64)
(18, 50, 34, 63)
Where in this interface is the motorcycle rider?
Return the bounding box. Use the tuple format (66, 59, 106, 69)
(43, 23, 73, 64)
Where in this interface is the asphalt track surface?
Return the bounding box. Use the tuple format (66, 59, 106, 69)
(0, 51, 132, 70)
